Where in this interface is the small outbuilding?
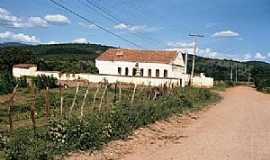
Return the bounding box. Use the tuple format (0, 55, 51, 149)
(12, 64, 37, 78)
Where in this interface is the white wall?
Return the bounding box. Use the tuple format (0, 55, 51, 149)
(192, 74, 214, 88)
(36, 71, 60, 79)
(12, 66, 37, 78)
(96, 60, 185, 78)
(78, 73, 185, 87)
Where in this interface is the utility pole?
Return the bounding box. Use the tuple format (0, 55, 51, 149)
(230, 61, 233, 82)
(184, 51, 188, 74)
(188, 34, 204, 86)
(235, 63, 238, 83)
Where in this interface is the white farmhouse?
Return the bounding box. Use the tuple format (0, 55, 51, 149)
(12, 48, 214, 88)
(96, 48, 186, 78)
(12, 64, 37, 78)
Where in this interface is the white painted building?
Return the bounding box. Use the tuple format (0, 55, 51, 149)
(12, 48, 214, 88)
(96, 49, 186, 79)
(12, 64, 37, 78)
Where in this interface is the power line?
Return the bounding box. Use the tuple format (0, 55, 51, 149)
(48, 0, 143, 48)
(83, 0, 165, 46)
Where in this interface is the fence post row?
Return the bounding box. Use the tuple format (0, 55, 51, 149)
(8, 84, 18, 133)
(69, 83, 80, 117)
(80, 85, 89, 120)
(30, 85, 37, 135)
(99, 84, 108, 112)
(44, 86, 50, 122)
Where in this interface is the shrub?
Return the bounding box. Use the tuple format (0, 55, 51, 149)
(5, 128, 52, 160)
(5, 87, 219, 159)
(17, 76, 28, 88)
(33, 75, 58, 90)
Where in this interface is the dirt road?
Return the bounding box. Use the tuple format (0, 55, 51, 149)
(68, 86, 270, 160)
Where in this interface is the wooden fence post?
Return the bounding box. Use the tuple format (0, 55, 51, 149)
(118, 82, 122, 102)
(8, 84, 18, 133)
(99, 84, 108, 112)
(92, 83, 100, 109)
(44, 86, 50, 122)
(30, 85, 37, 135)
(131, 84, 137, 104)
(80, 85, 89, 120)
(69, 83, 79, 117)
(113, 82, 117, 103)
(59, 86, 64, 116)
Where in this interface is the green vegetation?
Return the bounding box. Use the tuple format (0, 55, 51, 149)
(23, 43, 113, 73)
(0, 47, 35, 95)
(1, 43, 270, 93)
(0, 86, 220, 160)
(248, 61, 270, 93)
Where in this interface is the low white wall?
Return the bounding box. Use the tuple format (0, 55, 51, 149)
(78, 74, 184, 87)
(13, 67, 37, 78)
(12, 66, 213, 88)
(36, 71, 60, 79)
(192, 76, 214, 88)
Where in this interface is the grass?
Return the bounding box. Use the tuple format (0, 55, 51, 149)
(0, 151, 5, 160)
(0, 85, 220, 160)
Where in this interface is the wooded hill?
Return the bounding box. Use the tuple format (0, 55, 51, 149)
(1, 43, 270, 92)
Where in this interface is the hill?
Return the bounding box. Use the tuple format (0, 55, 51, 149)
(0, 42, 30, 47)
(6, 43, 270, 81)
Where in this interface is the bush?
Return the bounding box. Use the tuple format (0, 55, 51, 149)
(5, 87, 219, 159)
(5, 128, 52, 160)
(0, 73, 16, 95)
(17, 76, 28, 88)
(33, 75, 58, 90)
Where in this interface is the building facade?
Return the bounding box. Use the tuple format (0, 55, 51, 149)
(12, 49, 214, 88)
(12, 64, 37, 78)
(96, 49, 186, 79)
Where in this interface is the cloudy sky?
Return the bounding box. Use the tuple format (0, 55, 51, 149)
(0, 0, 270, 62)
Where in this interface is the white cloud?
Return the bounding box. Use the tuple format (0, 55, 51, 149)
(113, 23, 158, 33)
(78, 22, 97, 29)
(114, 23, 128, 30)
(46, 41, 60, 44)
(44, 14, 70, 24)
(254, 52, 266, 60)
(267, 53, 270, 58)
(199, 48, 219, 58)
(0, 7, 49, 28)
(0, 8, 71, 28)
(0, 31, 40, 43)
(167, 42, 194, 48)
(243, 54, 252, 61)
(28, 17, 48, 27)
(72, 38, 88, 44)
(212, 30, 240, 38)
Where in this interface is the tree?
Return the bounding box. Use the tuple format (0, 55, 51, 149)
(0, 47, 35, 75)
(0, 47, 35, 94)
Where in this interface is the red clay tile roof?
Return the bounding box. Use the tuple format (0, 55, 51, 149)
(97, 49, 178, 64)
(13, 64, 36, 69)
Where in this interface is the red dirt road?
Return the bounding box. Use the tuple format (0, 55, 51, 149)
(67, 86, 270, 160)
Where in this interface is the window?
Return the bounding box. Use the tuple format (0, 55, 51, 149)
(164, 70, 168, 78)
(140, 69, 144, 77)
(156, 69, 160, 77)
(125, 67, 129, 76)
(148, 69, 152, 77)
(118, 67, 122, 75)
(132, 68, 137, 76)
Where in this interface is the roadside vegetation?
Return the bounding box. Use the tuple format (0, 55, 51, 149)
(0, 80, 220, 159)
(213, 81, 235, 91)
(249, 61, 270, 93)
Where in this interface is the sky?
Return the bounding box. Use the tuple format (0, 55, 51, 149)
(0, 0, 270, 62)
